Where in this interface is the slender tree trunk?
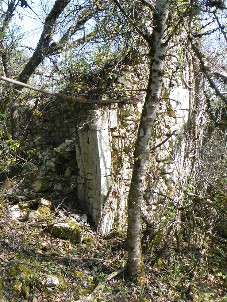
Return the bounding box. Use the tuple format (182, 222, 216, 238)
(18, 0, 71, 84)
(126, 0, 169, 280)
(0, 0, 18, 78)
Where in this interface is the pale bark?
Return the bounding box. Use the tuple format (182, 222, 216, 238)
(126, 0, 169, 279)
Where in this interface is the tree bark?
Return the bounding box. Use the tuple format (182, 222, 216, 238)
(17, 0, 105, 85)
(0, 0, 18, 77)
(126, 0, 169, 280)
(18, 0, 71, 84)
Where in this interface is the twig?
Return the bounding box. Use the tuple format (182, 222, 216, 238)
(111, 0, 150, 43)
(0, 75, 123, 105)
(191, 44, 227, 105)
(74, 266, 126, 302)
(151, 130, 177, 151)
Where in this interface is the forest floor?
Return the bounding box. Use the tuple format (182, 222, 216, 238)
(0, 187, 226, 302)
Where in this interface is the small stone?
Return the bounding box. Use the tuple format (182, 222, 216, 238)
(9, 205, 27, 221)
(53, 183, 63, 191)
(48, 221, 82, 243)
(27, 210, 40, 221)
(45, 160, 56, 171)
(71, 214, 80, 221)
(17, 196, 27, 201)
(6, 188, 14, 195)
(80, 214, 87, 223)
(39, 198, 51, 207)
(33, 178, 50, 193)
(54, 140, 75, 159)
(46, 276, 59, 287)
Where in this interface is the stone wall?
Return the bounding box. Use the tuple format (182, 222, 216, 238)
(74, 109, 115, 225)
(11, 54, 205, 234)
(96, 55, 202, 233)
(14, 99, 121, 229)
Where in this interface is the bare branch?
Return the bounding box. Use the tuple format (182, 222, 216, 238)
(0, 0, 18, 77)
(151, 130, 177, 151)
(17, 0, 71, 84)
(47, 7, 99, 55)
(0, 75, 124, 104)
(192, 43, 227, 105)
(0, 0, 18, 33)
(214, 12, 227, 43)
(111, 0, 151, 44)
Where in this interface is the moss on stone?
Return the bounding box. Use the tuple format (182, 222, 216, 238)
(72, 270, 84, 279)
(13, 279, 30, 298)
(8, 263, 33, 280)
(18, 201, 32, 210)
(57, 276, 68, 291)
(82, 236, 94, 245)
(48, 220, 82, 243)
(104, 228, 126, 239)
(37, 205, 51, 218)
(6, 263, 34, 298)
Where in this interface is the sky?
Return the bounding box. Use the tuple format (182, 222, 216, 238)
(15, 3, 45, 49)
(14, 0, 93, 50)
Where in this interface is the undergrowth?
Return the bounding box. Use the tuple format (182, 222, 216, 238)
(0, 193, 226, 302)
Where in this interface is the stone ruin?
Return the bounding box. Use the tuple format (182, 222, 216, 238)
(7, 56, 206, 234)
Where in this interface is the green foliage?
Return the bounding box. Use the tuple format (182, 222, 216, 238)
(0, 110, 38, 176)
(0, 135, 20, 173)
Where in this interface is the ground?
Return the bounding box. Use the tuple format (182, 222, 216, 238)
(0, 190, 226, 301)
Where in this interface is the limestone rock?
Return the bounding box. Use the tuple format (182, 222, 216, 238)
(80, 214, 87, 223)
(45, 276, 60, 288)
(33, 177, 51, 192)
(17, 198, 52, 221)
(8, 205, 27, 221)
(27, 210, 40, 221)
(39, 198, 51, 207)
(54, 140, 75, 160)
(48, 220, 82, 243)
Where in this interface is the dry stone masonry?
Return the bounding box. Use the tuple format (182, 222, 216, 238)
(11, 54, 205, 234)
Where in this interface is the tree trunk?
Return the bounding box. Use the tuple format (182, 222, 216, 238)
(0, 0, 18, 78)
(126, 0, 169, 280)
(18, 0, 71, 84)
